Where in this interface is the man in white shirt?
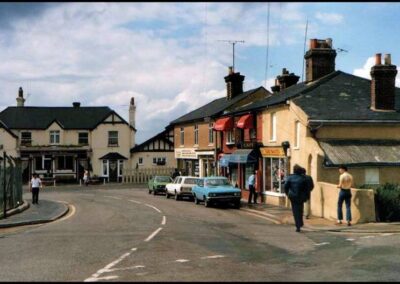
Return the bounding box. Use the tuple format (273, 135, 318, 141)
(30, 173, 42, 205)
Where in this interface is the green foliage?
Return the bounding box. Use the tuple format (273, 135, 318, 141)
(375, 183, 400, 222)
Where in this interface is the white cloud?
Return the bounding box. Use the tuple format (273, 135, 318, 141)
(315, 12, 344, 25)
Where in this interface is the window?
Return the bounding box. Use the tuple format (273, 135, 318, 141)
(78, 132, 89, 145)
(180, 127, 184, 146)
(194, 124, 199, 145)
(50, 130, 60, 144)
(294, 121, 300, 148)
(270, 113, 276, 141)
(250, 128, 256, 140)
(35, 156, 43, 170)
(108, 131, 118, 146)
(138, 157, 143, 165)
(226, 130, 235, 144)
(118, 160, 123, 176)
(21, 132, 32, 146)
(365, 168, 379, 185)
(208, 123, 214, 144)
(57, 156, 74, 170)
(102, 160, 108, 176)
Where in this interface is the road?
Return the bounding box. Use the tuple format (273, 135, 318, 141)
(1, 185, 400, 281)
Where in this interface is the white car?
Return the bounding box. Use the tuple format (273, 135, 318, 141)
(165, 176, 200, 201)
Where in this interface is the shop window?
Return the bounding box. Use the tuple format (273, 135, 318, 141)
(270, 113, 276, 141)
(35, 156, 43, 170)
(264, 157, 287, 194)
(57, 156, 74, 170)
(102, 160, 108, 176)
(118, 160, 123, 176)
(365, 168, 379, 185)
(50, 130, 60, 144)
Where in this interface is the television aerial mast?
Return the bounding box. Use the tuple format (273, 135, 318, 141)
(217, 40, 245, 71)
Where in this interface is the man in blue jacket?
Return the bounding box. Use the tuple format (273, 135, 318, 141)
(284, 164, 308, 232)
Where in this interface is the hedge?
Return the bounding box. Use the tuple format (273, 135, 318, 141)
(374, 183, 400, 222)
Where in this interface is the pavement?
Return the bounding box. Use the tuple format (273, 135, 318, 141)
(1, 187, 400, 233)
(0, 199, 69, 228)
(240, 200, 400, 233)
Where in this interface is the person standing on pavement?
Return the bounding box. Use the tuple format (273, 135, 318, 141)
(248, 170, 257, 204)
(171, 168, 180, 180)
(301, 167, 314, 219)
(83, 170, 90, 186)
(284, 164, 308, 232)
(30, 173, 42, 205)
(336, 165, 353, 226)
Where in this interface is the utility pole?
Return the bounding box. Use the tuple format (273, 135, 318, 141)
(218, 40, 245, 71)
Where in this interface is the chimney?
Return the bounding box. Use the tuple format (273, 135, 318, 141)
(370, 53, 397, 111)
(270, 69, 300, 93)
(224, 66, 245, 100)
(72, 102, 81, 108)
(16, 87, 25, 107)
(129, 97, 136, 129)
(304, 38, 337, 83)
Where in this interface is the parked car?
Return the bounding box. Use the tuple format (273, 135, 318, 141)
(148, 176, 173, 195)
(192, 176, 241, 209)
(165, 176, 200, 201)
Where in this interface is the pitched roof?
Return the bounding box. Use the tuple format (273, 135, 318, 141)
(99, 152, 128, 160)
(131, 129, 173, 153)
(0, 119, 18, 138)
(169, 87, 269, 125)
(0, 106, 127, 130)
(319, 139, 400, 167)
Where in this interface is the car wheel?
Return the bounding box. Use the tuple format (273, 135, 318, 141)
(204, 196, 211, 207)
(194, 194, 200, 205)
(148, 189, 152, 194)
(234, 201, 241, 209)
(166, 192, 170, 199)
(175, 191, 180, 201)
(153, 188, 157, 195)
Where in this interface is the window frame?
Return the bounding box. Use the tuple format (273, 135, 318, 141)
(180, 127, 184, 146)
(226, 130, 235, 145)
(50, 130, 60, 144)
(78, 132, 89, 145)
(21, 131, 32, 146)
(294, 121, 301, 149)
(208, 122, 214, 144)
(194, 124, 199, 145)
(108, 131, 119, 147)
(270, 113, 277, 142)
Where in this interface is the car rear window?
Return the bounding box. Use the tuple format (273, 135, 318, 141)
(184, 178, 199, 184)
(155, 176, 172, 182)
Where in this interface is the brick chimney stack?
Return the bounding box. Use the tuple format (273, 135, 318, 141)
(271, 68, 300, 93)
(370, 53, 397, 111)
(304, 38, 337, 83)
(16, 87, 25, 107)
(224, 66, 245, 100)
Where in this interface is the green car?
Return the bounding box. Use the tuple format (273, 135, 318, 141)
(148, 176, 173, 195)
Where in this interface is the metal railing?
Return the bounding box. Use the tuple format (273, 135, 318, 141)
(0, 152, 23, 219)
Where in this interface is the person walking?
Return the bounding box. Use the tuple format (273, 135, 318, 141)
(83, 170, 90, 186)
(171, 168, 180, 180)
(284, 164, 308, 232)
(301, 167, 314, 219)
(30, 173, 42, 205)
(336, 165, 353, 226)
(248, 170, 257, 204)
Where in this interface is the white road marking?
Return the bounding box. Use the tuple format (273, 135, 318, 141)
(162, 216, 166, 225)
(346, 238, 355, 241)
(241, 210, 281, 224)
(104, 195, 122, 200)
(201, 255, 225, 259)
(131, 248, 137, 251)
(129, 199, 142, 204)
(84, 252, 131, 282)
(107, 265, 145, 272)
(360, 235, 375, 239)
(176, 259, 190, 263)
(145, 204, 162, 213)
(85, 275, 119, 282)
(314, 242, 330, 246)
(381, 233, 394, 236)
(144, 227, 163, 242)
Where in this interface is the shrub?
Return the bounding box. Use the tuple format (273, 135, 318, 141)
(375, 183, 400, 222)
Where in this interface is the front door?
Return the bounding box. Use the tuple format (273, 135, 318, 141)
(109, 160, 118, 182)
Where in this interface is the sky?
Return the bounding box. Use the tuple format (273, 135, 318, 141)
(1, 2, 400, 144)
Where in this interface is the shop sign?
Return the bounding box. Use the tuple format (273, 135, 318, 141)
(175, 148, 198, 159)
(260, 147, 285, 157)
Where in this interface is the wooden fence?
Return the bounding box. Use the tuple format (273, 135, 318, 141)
(123, 167, 175, 184)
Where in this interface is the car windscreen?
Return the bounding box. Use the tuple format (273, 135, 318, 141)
(184, 178, 199, 184)
(155, 177, 172, 182)
(206, 178, 230, 186)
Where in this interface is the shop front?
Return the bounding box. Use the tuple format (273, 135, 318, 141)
(175, 148, 199, 176)
(260, 146, 289, 206)
(196, 150, 215, 177)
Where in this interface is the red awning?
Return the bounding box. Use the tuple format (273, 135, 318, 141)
(213, 117, 233, 131)
(236, 114, 254, 129)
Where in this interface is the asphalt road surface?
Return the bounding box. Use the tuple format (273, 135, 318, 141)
(1, 185, 400, 281)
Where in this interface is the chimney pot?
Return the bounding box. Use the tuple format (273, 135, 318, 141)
(309, 39, 317, 49)
(375, 53, 382, 65)
(228, 66, 234, 75)
(326, 38, 333, 48)
(130, 97, 135, 105)
(72, 102, 81, 108)
(18, 87, 23, 98)
(384, 54, 392, 65)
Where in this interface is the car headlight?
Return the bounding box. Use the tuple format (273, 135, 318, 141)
(209, 193, 216, 197)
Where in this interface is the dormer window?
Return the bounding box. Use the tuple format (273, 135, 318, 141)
(21, 131, 32, 146)
(50, 130, 60, 144)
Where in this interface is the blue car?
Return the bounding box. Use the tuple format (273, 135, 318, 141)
(192, 176, 241, 209)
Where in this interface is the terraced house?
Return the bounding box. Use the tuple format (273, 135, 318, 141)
(169, 67, 271, 178)
(0, 88, 136, 183)
(224, 38, 400, 223)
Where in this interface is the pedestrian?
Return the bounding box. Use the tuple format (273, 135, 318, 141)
(30, 173, 42, 205)
(171, 168, 180, 180)
(300, 167, 314, 219)
(248, 170, 257, 204)
(336, 165, 353, 226)
(83, 170, 90, 186)
(284, 164, 308, 232)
